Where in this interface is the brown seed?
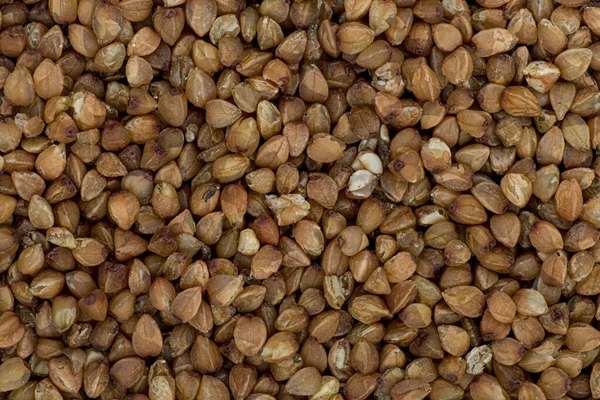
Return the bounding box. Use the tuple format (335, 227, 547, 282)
(555, 49, 592, 81)
(207, 274, 244, 306)
(171, 286, 203, 323)
(72, 238, 108, 267)
(555, 179, 583, 221)
(205, 99, 242, 128)
(537, 367, 572, 399)
(512, 289, 549, 316)
(285, 367, 322, 396)
(233, 315, 267, 356)
(500, 173, 532, 208)
(33, 59, 65, 100)
(48, 356, 82, 393)
(78, 289, 108, 321)
(501, 86, 541, 117)
(337, 22, 375, 55)
(299, 65, 328, 103)
(0, 312, 24, 348)
(523, 61, 560, 93)
(191, 336, 223, 373)
(486, 291, 516, 324)
(0, 357, 30, 392)
(109, 357, 144, 389)
(132, 314, 163, 357)
(472, 28, 517, 57)
(442, 286, 485, 318)
(107, 191, 140, 230)
(529, 221, 564, 253)
(566, 323, 600, 352)
(5, 66, 35, 107)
